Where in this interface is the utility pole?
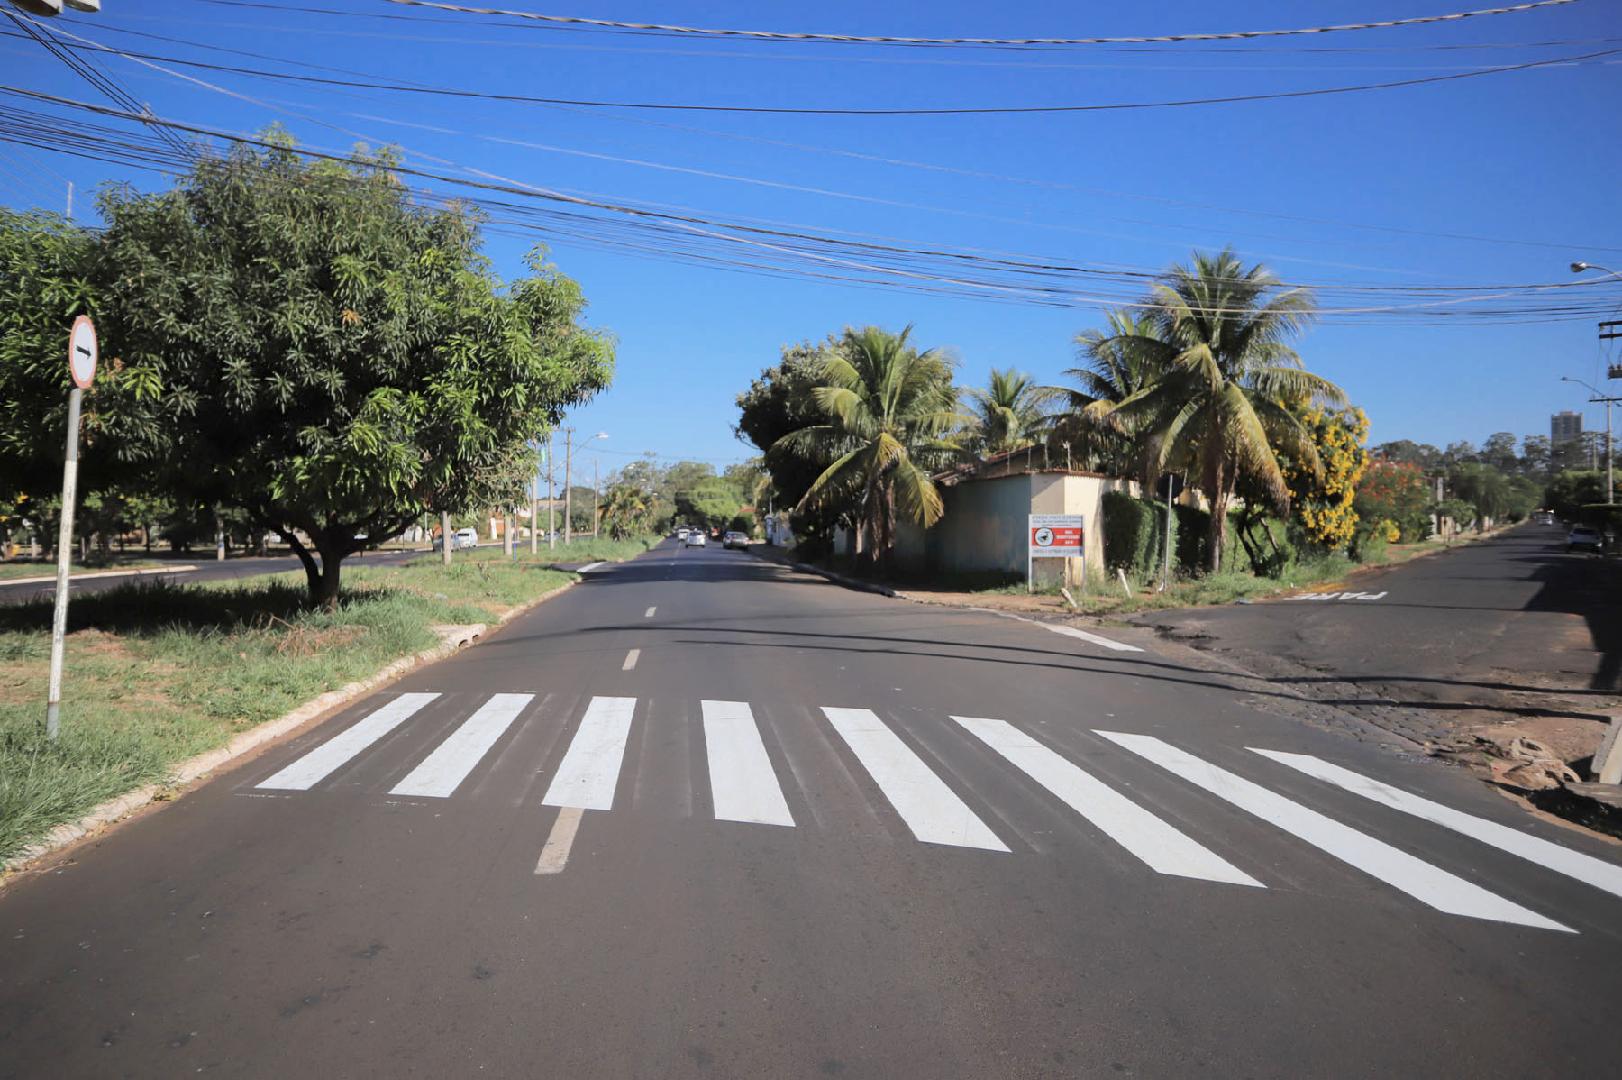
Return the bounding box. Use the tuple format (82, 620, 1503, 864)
(440, 510, 452, 567)
(563, 426, 574, 546)
(529, 475, 538, 556)
(547, 431, 556, 551)
(1561, 377, 1618, 505)
(592, 458, 599, 537)
(1161, 474, 1174, 592)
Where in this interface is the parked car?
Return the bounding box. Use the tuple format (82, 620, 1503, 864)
(431, 527, 479, 551)
(685, 530, 707, 547)
(722, 531, 749, 550)
(1567, 525, 1603, 553)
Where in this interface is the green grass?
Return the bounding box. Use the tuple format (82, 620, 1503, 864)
(0, 548, 607, 863)
(450, 535, 661, 567)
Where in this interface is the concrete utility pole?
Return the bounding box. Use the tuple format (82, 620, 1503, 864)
(547, 431, 556, 551)
(440, 510, 452, 567)
(592, 459, 599, 537)
(1161, 475, 1174, 592)
(503, 506, 514, 558)
(529, 476, 538, 556)
(563, 426, 574, 546)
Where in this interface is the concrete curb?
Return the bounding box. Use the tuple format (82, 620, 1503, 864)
(0, 578, 576, 880)
(0, 564, 201, 587)
(788, 561, 899, 598)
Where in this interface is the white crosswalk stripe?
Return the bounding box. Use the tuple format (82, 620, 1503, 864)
(257, 692, 440, 791)
(955, 715, 1260, 886)
(245, 692, 1622, 931)
(542, 696, 637, 811)
(702, 700, 794, 827)
(1253, 748, 1622, 901)
(390, 693, 534, 798)
(1096, 731, 1572, 932)
(821, 707, 1008, 852)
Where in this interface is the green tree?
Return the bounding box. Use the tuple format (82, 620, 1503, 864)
(96, 134, 613, 605)
(1544, 470, 1606, 520)
(1355, 458, 1433, 541)
(676, 479, 743, 530)
(776, 326, 963, 567)
(599, 482, 653, 539)
(1093, 250, 1345, 571)
(736, 342, 845, 549)
(1051, 308, 1168, 479)
(965, 367, 1056, 456)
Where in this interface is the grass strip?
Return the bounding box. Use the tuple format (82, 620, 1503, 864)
(0, 547, 618, 862)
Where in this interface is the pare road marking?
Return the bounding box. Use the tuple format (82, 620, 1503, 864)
(1289, 590, 1387, 601)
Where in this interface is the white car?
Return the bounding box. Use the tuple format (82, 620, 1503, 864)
(433, 527, 479, 551)
(676, 527, 690, 541)
(685, 530, 707, 547)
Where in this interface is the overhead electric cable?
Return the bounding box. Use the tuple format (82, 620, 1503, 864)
(19, 30, 1616, 116)
(378, 0, 1580, 48)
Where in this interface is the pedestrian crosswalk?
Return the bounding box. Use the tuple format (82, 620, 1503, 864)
(250, 691, 1622, 933)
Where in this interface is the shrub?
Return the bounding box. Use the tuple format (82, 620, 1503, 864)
(1102, 492, 1177, 578)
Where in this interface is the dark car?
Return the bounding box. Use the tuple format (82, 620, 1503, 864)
(1567, 525, 1603, 553)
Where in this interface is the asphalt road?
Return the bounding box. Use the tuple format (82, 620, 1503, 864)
(0, 547, 452, 605)
(4, 539, 1621, 1078)
(1136, 522, 1622, 746)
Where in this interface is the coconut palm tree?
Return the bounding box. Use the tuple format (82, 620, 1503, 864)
(775, 325, 964, 566)
(1094, 249, 1345, 571)
(1049, 308, 1169, 478)
(599, 482, 652, 539)
(965, 368, 1060, 456)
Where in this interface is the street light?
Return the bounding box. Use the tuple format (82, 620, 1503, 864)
(1561, 376, 1614, 505)
(562, 430, 607, 545)
(1571, 261, 1621, 278)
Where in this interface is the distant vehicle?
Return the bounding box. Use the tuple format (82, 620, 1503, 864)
(676, 526, 690, 540)
(1567, 525, 1602, 553)
(1534, 511, 1557, 526)
(722, 531, 749, 550)
(685, 530, 707, 547)
(431, 527, 479, 551)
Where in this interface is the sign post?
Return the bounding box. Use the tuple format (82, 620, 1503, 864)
(1027, 513, 1084, 594)
(45, 315, 97, 740)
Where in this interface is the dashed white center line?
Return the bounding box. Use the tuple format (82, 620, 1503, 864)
(534, 807, 584, 874)
(622, 648, 640, 671)
(644, 606, 656, 618)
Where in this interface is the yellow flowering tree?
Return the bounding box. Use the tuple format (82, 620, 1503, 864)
(1285, 406, 1369, 551)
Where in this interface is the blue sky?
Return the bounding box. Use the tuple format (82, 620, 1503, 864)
(3, 0, 1620, 480)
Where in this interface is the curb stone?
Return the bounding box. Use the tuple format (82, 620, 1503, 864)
(0, 578, 576, 881)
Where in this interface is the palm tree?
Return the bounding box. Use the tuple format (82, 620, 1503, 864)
(1094, 249, 1345, 572)
(965, 368, 1059, 456)
(1050, 308, 1169, 478)
(599, 482, 652, 540)
(775, 325, 964, 567)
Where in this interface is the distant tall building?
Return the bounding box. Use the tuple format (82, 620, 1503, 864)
(1552, 411, 1583, 447)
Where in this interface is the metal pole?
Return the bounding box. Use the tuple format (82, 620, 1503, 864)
(1608, 400, 1614, 505)
(563, 427, 574, 546)
(592, 459, 599, 537)
(529, 476, 539, 556)
(440, 509, 452, 567)
(547, 431, 556, 551)
(44, 387, 83, 740)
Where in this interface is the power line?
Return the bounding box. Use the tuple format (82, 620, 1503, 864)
(378, 0, 1580, 48)
(17, 28, 1614, 117)
(2, 88, 1615, 324)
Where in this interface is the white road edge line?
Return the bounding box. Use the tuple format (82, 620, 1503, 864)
(389, 693, 533, 799)
(622, 648, 640, 671)
(954, 715, 1260, 887)
(979, 608, 1143, 653)
(1253, 748, 1622, 901)
(644, 606, 657, 617)
(702, 700, 795, 827)
(1096, 731, 1572, 933)
(535, 806, 584, 874)
(257, 692, 440, 791)
(821, 707, 1008, 852)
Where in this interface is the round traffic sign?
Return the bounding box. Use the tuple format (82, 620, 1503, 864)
(68, 315, 97, 389)
(1034, 527, 1054, 546)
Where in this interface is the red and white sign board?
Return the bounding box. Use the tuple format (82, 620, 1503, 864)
(1028, 514, 1083, 558)
(68, 315, 97, 389)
